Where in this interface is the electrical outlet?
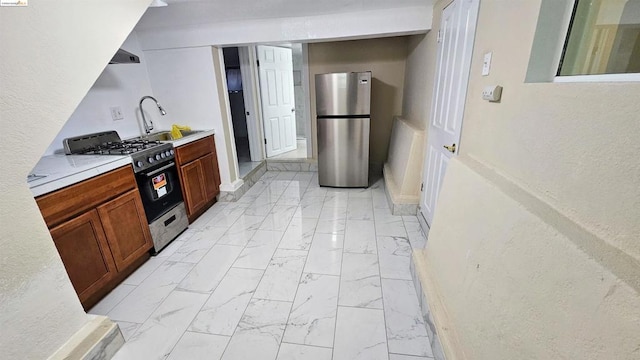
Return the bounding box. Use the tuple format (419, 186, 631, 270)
(110, 106, 124, 121)
(482, 85, 503, 102)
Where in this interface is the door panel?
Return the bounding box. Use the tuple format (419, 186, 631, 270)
(97, 189, 153, 272)
(258, 45, 297, 157)
(200, 153, 220, 201)
(269, 117, 282, 151)
(421, 0, 480, 226)
(50, 209, 117, 305)
(180, 160, 207, 216)
(283, 114, 295, 148)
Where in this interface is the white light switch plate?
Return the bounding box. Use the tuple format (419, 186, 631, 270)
(482, 52, 492, 76)
(110, 106, 124, 121)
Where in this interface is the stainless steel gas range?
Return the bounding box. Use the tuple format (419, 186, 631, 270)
(63, 131, 188, 253)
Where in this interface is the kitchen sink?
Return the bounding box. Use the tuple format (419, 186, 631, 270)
(137, 130, 204, 142)
(145, 131, 173, 142)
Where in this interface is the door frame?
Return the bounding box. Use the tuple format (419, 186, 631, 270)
(301, 43, 313, 159)
(238, 46, 265, 162)
(419, 0, 480, 230)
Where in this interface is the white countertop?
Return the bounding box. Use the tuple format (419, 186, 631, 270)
(28, 129, 216, 198)
(29, 154, 132, 197)
(167, 129, 216, 147)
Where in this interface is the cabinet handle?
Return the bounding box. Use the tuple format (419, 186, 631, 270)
(144, 162, 176, 177)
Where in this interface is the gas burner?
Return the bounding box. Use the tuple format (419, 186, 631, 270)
(66, 131, 166, 156)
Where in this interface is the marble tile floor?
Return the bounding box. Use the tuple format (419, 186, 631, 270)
(91, 171, 431, 360)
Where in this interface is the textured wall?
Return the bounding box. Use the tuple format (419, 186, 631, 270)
(401, 33, 435, 131)
(308, 37, 409, 167)
(461, 0, 640, 260)
(0, 1, 150, 358)
(421, 158, 640, 360)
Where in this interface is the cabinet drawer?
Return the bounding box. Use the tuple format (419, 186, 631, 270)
(36, 165, 136, 228)
(176, 135, 215, 165)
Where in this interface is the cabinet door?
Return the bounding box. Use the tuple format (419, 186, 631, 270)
(180, 160, 207, 216)
(50, 210, 117, 305)
(200, 153, 220, 202)
(97, 189, 153, 271)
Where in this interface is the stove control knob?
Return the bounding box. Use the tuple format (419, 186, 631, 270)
(136, 160, 143, 168)
(155, 154, 161, 161)
(165, 150, 171, 157)
(148, 157, 154, 164)
(160, 152, 166, 159)
(169, 149, 175, 155)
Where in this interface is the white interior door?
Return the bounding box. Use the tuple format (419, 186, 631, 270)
(420, 0, 480, 226)
(257, 45, 297, 158)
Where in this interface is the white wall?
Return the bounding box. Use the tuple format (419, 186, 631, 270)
(144, 46, 236, 186)
(402, 33, 434, 130)
(292, 43, 307, 139)
(135, 7, 432, 50)
(0, 1, 149, 358)
(44, 31, 154, 155)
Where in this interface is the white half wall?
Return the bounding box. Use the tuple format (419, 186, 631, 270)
(43, 31, 154, 155)
(384, 116, 425, 203)
(144, 46, 237, 185)
(0, 1, 150, 358)
(419, 157, 640, 359)
(136, 6, 432, 50)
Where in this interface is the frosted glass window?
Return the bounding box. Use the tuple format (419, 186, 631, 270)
(559, 0, 640, 76)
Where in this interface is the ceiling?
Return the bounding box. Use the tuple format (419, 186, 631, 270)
(135, 0, 426, 30)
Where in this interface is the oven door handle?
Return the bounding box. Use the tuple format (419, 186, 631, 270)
(143, 162, 176, 177)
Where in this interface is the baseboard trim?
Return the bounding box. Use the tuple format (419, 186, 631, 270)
(219, 161, 267, 202)
(382, 165, 419, 215)
(48, 315, 124, 360)
(411, 250, 466, 360)
(266, 159, 318, 172)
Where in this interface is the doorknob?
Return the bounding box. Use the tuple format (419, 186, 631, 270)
(291, 108, 295, 113)
(443, 143, 456, 153)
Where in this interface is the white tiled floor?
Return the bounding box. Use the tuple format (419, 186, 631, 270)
(92, 171, 431, 360)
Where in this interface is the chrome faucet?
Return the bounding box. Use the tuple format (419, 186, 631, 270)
(139, 96, 166, 135)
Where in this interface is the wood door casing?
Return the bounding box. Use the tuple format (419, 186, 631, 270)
(50, 210, 117, 304)
(180, 160, 207, 216)
(97, 189, 153, 272)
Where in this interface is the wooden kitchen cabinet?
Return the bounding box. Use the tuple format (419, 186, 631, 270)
(50, 209, 117, 305)
(36, 165, 152, 310)
(97, 189, 153, 272)
(180, 160, 208, 216)
(175, 135, 221, 223)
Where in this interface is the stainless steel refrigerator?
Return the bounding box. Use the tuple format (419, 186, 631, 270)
(315, 71, 371, 187)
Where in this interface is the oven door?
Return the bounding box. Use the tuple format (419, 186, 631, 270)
(135, 161, 184, 223)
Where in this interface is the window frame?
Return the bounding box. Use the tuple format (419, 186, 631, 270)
(553, 0, 640, 83)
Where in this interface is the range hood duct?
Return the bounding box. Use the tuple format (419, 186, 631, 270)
(109, 48, 140, 64)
